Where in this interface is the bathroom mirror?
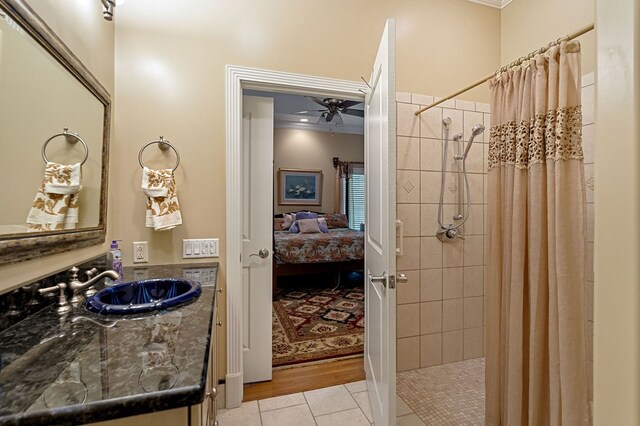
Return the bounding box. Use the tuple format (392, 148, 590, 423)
(0, 0, 110, 264)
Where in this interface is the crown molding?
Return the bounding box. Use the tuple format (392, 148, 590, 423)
(466, 0, 513, 9)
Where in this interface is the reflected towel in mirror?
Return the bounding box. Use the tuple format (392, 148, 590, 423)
(26, 162, 82, 231)
(142, 167, 182, 231)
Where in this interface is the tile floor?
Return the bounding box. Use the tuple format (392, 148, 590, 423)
(397, 358, 485, 425)
(217, 380, 422, 425)
(218, 358, 484, 425)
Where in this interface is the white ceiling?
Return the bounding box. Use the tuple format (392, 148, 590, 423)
(244, 90, 365, 135)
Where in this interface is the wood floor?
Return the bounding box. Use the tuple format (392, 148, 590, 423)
(243, 357, 365, 402)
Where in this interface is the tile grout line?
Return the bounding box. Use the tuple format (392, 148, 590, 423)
(257, 401, 265, 426)
(300, 388, 318, 426)
(259, 401, 309, 414)
(313, 406, 369, 422)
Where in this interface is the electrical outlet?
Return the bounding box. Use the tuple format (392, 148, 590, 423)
(133, 269, 148, 280)
(133, 241, 148, 263)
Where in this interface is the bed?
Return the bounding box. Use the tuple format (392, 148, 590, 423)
(272, 213, 364, 292)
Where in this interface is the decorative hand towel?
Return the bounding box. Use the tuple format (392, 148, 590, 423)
(142, 167, 182, 231)
(27, 162, 82, 231)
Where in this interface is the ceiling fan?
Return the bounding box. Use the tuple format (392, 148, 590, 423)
(292, 97, 364, 124)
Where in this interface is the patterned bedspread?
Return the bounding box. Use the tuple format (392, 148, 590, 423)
(274, 228, 364, 264)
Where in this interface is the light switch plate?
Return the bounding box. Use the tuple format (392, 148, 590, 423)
(182, 238, 219, 259)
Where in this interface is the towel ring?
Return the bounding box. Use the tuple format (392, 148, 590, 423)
(138, 136, 180, 172)
(41, 127, 89, 166)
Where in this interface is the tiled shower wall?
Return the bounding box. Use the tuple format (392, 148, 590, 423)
(582, 72, 595, 401)
(395, 93, 490, 371)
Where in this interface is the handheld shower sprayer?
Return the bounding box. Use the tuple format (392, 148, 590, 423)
(463, 124, 485, 158)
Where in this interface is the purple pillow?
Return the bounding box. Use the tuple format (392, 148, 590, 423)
(295, 211, 318, 220)
(290, 220, 299, 233)
(318, 217, 329, 233)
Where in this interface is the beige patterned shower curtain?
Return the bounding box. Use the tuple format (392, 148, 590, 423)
(485, 41, 590, 425)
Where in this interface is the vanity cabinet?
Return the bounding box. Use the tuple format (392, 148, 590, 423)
(87, 286, 220, 426)
(191, 287, 221, 426)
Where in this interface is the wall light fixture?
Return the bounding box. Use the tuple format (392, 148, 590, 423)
(101, 0, 115, 21)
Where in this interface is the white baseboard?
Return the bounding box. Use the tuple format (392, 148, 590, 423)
(225, 373, 243, 408)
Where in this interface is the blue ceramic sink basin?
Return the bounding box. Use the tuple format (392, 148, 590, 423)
(85, 278, 202, 315)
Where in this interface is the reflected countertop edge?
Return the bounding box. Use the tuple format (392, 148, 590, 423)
(0, 262, 219, 426)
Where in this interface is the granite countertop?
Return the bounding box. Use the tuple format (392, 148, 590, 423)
(0, 262, 218, 426)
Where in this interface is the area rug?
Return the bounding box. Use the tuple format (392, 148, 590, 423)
(272, 278, 365, 367)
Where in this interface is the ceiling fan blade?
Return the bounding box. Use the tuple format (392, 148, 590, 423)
(306, 96, 329, 108)
(342, 109, 365, 118)
(290, 109, 325, 115)
(339, 100, 362, 109)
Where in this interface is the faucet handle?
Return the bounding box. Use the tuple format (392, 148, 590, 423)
(68, 266, 80, 282)
(85, 268, 98, 280)
(39, 282, 72, 314)
(83, 268, 100, 298)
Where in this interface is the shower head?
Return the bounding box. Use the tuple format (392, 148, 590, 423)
(463, 124, 485, 158)
(452, 133, 463, 141)
(442, 117, 452, 126)
(471, 124, 485, 137)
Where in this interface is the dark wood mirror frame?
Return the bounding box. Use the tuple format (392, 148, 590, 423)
(0, 0, 110, 264)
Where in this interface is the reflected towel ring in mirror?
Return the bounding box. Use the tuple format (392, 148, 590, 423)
(138, 136, 180, 172)
(138, 363, 180, 393)
(41, 127, 89, 166)
(42, 379, 89, 408)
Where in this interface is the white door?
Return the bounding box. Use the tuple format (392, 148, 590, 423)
(364, 19, 396, 426)
(242, 95, 273, 383)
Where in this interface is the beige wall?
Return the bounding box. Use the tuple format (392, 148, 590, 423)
(593, 0, 640, 423)
(0, 0, 115, 293)
(273, 128, 364, 215)
(501, 0, 595, 75)
(113, 0, 500, 266)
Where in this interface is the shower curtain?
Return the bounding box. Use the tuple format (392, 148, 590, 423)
(485, 41, 590, 425)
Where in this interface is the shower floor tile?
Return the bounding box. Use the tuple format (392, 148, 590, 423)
(397, 357, 485, 425)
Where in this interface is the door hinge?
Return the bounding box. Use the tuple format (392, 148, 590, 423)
(388, 274, 396, 289)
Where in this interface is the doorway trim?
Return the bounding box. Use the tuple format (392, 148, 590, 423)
(225, 65, 367, 408)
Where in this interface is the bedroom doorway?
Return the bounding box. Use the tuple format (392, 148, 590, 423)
(243, 89, 367, 372)
(226, 22, 397, 421)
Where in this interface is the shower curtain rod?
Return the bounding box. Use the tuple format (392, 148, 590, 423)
(414, 23, 595, 116)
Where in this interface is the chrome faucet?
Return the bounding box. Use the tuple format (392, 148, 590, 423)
(68, 266, 120, 304)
